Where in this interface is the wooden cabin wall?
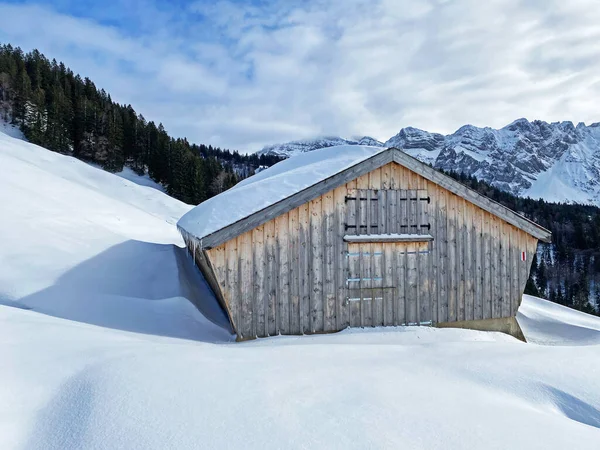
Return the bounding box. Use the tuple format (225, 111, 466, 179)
(200, 162, 538, 340)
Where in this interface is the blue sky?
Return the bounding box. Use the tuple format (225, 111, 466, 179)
(1, 0, 600, 151)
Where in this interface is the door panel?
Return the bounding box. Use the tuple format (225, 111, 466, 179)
(346, 241, 430, 327)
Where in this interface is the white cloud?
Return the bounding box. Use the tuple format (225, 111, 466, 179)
(1, 0, 600, 152)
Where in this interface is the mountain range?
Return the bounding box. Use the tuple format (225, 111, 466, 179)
(258, 119, 600, 205)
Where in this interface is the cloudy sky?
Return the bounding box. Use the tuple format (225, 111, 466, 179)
(1, 0, 599, 152)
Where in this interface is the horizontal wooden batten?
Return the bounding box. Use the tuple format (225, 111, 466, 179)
(343, 234, 434, 243)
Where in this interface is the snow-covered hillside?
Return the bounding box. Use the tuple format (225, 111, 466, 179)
(0, 129, 230, 340)
(2, 129, 600, 449)
(260, 119, 600, 206)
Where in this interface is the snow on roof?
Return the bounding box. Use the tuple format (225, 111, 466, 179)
(178, 145, 385, 240)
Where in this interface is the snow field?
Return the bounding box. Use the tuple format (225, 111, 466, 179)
(1, 129, 600, 449)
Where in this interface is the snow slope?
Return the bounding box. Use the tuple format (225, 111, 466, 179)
(0, 129, 230, 339)
(115, 166, 166, 193)
(0, 119, 25, 140)
(2, 129, 600, 449)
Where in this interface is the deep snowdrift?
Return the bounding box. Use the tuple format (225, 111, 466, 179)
(2, 129, 600, 449)
(0, 129, 231, 339)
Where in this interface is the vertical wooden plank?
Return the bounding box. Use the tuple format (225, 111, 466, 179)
(346, 180, 357, 327)
(252, 226, 266, 337)
(491, 215, 501, 319)
(264, 221, 276, 336)
(457, 197, 465, 322)
(298, 203, 310, 334)
(323, 191, 336, 331)
(347, 189, 357, 236)
(399, 189, 406, 234)
(383, 241, 394, 326)
(407, 167, 417, 190)
(366, 189, 372, 235)
(508, 227, 517, 317)
(362, 242, 374, 326)
(370, 168, 381, 233)
(208, 245, 226, 285)
(497, 220, 505, 319)
(334, 186, 347, 331)
(369, 167, 381, 190)
(409, 188, 417, 233)
(310, 196, 324, 333)
(381, 163, 391, 190)
(482, 211, 492, 319)
(372, 242, 384, 326)
(349, 243, 362, 327)
(389, 162, 398, 189)
(427, 182, 438, 325)
(288, 207, 300, 334)
(474, 207, 483, 320)
(209, 246, 227, 328)
(356, 174, 369, 328)
(437, 188, 448, 323)
(389, 187, 397, 233)
(357, 189, 365, 235)
(225, 239, 240, 338)
(516, 230, 523, 314)
(239, 232, 254, 338)
(397, 242, 407, 325)
(513, 230, 533, 312)
(406, 242, 418, 324)
(418, 242, 430, 325)
(448, 193, 457, 322)
(275, 214, 289, 335)
(501, 222, 511, 318)
(378, 189, 386, 234)
(464, 203, 473, 322)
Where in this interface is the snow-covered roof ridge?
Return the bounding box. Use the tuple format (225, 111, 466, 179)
(178, 145, 385, 242)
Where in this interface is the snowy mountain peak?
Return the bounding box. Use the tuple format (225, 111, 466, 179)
(258, 135, 383, 158)
(260, 118, 600, 206)
(398, 119, 600, 205)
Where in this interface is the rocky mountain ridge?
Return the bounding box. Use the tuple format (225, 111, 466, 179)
(258, 119, 600, 205)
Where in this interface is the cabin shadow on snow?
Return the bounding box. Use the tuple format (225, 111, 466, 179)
(10, 240, 233, 343)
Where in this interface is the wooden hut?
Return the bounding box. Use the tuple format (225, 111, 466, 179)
(178, 146, 551, 341)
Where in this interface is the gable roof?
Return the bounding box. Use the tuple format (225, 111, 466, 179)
(177, 146, 552, 248)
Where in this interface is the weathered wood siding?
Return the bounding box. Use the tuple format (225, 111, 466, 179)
(187, 162, 538, 340)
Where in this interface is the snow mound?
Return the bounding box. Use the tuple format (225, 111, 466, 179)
(2, 296, 600, 449)
(115, 166, 166, 193)
(518, 294, 600, 345)
(179, 145, 384, 240)
(0, 128, 231, 340)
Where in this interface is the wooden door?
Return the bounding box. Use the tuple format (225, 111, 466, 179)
(346, 242, 430, 327)
(344, 187, 432, 328)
